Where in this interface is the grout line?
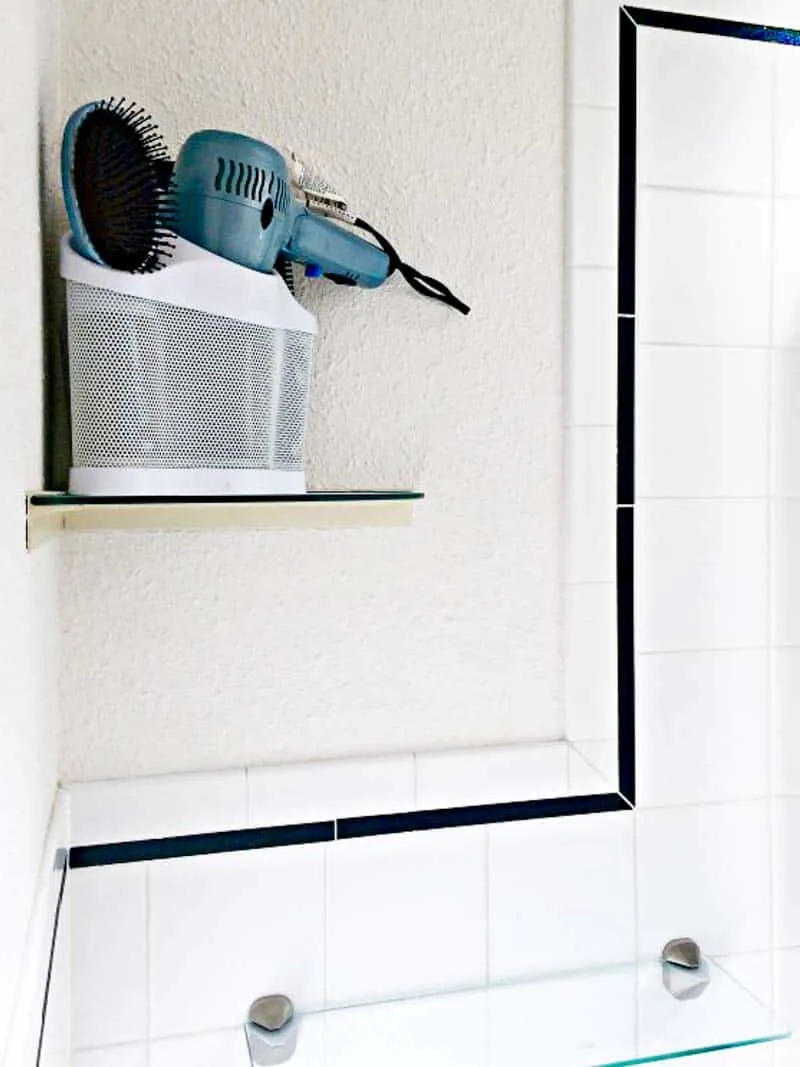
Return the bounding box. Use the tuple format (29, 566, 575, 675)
(571, 261, 618, 271)
(639, 340, 773, 352)
(484, 826, 490, 988)
(565, 422, 618, 430)
(144, 864, 151, 1053)
(569, 101, 618, 113)
(568, 264, 619, 273)
(322, 838, 329, 1009)
(637, 645, 771, 658)
(639, 182, 775, 200)
(767, 51, 779, 1011)
(564, 579, 619, 587)
(620, 5, 638, 27)
(636, 495, 774, 502)
(636, 796, 774, 815)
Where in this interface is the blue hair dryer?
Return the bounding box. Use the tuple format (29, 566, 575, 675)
(174, 130, 390, 288)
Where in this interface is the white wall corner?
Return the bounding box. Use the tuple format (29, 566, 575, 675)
(2, 790, 70, 1067)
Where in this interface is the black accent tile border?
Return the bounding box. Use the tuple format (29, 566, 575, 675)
(69, 822, 335, 868)
(625, 6, 800, 45)
(618, 9, 638, 315)
(617, 317, 636, 506)
(616, 508, 636, 805)
(69, 1, 800, 873)
(67, 794, 633, 868)
(337, 794, 630, 840)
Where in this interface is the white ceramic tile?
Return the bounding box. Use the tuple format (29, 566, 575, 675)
(636, 801, 772, 958)
(635, 500, 769, 653)
(774, 648, 800, 795)
(569, 740, 618, 792)
(636, 649, 770, 807)
(324, 989, 487, 1067)
(638, 27, 772, 194)
(772, 349, 800, 498)
(415, 743, 568, 809)
(565, 582, 618, 743)
(73, 1045, 148, 1067)
(776, 947, 800, 1067)
(565, 267, 617, 427)
(774, 799, 800, 949)
(568, 744, 616, 794)
(40, 877, 70, 1067)
(716, 951, 775, 1008)
(488, 965, 636, 1067)
(247, 754, 414, 827)
(71, 865, 147, 1049)
(149, 1028, 252, 1067)
(636, 345, 769, 499)
(568, 106, 618, 267)
(772, 200, 800, 349)
(568, 0, 619, 107)
(5, 792, 71, 1067)
(148, 843, 325, 1037)
(637, 951, 777, 1067)
(777, 1036, 798, 1067)
(709, 951, 775, 1067)
(325, 826, 486, 1007)
(69, 770, 247, 845)
(772, 501, 800, 646)
(638, 188, 771, 347)
(775, 48, 800, 197)
(565, 427, 616, 584)
(488, 812, 635, 982)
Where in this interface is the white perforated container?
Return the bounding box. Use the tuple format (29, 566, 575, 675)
(60, 235, 318, 495)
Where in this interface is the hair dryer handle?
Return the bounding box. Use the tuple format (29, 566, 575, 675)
(286, 211, 390, 289)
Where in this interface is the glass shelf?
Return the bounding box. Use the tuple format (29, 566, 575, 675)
(84, 957, 789, 1067)
(295, 958, 788, 1067)
(25, 490, 423, 549)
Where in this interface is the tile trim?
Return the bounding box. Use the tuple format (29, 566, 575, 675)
(67, 793, 632, 867)
(624, 6, 800, 44)
(74, 2, 800, 872)
(69, 822, 335, 868)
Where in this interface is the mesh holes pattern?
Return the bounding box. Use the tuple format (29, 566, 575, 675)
(66, 282, 313, 471)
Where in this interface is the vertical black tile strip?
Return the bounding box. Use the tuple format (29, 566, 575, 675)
(617, 507, 636, 805)
(617, 316, 636, 506)
(618, 9, 637, 315)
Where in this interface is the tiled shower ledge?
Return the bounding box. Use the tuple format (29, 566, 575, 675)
(76, 958, 788, 1067)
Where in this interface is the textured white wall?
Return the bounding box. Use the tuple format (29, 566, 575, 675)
(57, 0, 566, 781)
(0, 0, 60, 1056)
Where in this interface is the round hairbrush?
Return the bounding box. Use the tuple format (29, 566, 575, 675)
(61, 98, 176, 273)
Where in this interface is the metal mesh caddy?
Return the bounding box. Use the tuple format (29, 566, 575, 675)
(60, 235, 318, 495)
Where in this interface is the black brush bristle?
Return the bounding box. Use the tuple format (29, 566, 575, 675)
(72, 99, 176, 273)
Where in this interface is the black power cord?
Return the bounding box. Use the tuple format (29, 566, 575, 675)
(351, 218, 470, 316)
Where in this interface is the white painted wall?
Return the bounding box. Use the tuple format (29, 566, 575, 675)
(0, 0, 60, 1058)
(57, 0, 566, 781)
